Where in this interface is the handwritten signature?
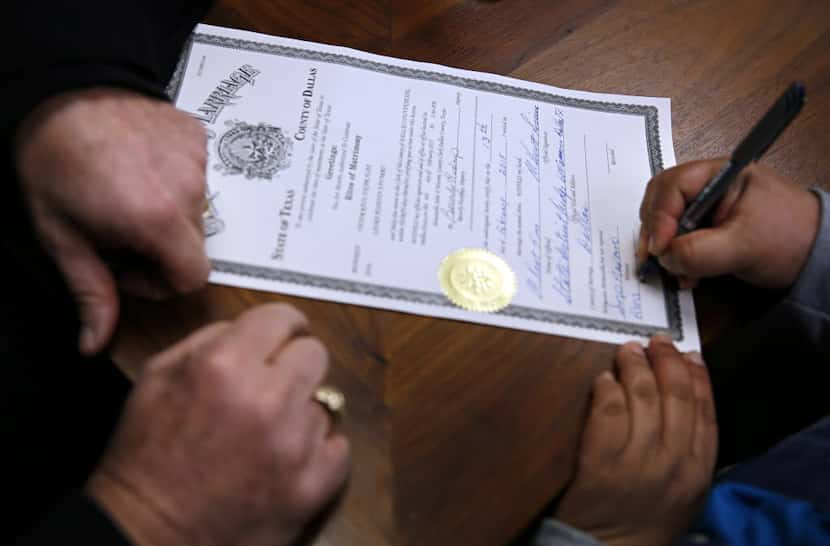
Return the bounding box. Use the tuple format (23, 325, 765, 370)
(550, 107, 572, 304)
(609, 234, 626, 318)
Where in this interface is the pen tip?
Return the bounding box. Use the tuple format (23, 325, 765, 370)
(636, 259, 652, 283)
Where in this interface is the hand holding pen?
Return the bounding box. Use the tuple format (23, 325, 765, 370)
(636, 83, 820, 289)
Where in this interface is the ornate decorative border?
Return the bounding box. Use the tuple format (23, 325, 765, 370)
(213, 260, 673, 338)
(171, 32, 683, 339)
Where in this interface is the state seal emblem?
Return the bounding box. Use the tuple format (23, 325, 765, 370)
(215, 120, 292, 180)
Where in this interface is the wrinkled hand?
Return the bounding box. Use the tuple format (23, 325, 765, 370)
(555, 336, 717, 546)
(637, 159, 820, 289)
(87, 304, 350, 546)
(15, 88, 211, 355)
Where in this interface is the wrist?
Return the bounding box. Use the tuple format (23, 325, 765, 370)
(14, 87, 153, 172)
(86, 469, 193, 546)
(782, 188, 822, 286)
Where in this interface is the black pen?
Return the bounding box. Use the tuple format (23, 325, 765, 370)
(637, 81, 807, 282)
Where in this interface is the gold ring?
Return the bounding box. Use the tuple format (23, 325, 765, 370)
(313, 386, 346, 419)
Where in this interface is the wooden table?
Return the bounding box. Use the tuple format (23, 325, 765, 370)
(114, 2, 830, 545)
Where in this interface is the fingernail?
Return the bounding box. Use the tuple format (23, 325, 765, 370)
(623, 341, 645, 356)
(598, 370, 615, 381)
(79, 325, 97, 355)
(684, 351, 705, 366)
(647, 235, 656, 254)
(651, 332, 674, 345)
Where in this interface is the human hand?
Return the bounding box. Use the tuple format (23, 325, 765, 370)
(554, 336, 717, 546)
(86, 303, 350, 546)
(15, 88, 211, 355)
(637, 159, 820, 289)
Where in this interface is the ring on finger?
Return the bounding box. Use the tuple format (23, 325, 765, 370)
(313, 385, 346, 421)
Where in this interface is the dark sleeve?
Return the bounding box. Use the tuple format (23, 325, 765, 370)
(781, 187, 830, 339)
(0, 0, 213, 154)
(1, 3, 213, 544)
(14, 494, 131, 546)
(706, 187, 830, 467)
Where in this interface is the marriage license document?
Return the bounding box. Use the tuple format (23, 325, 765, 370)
(169, 24, 700, 351)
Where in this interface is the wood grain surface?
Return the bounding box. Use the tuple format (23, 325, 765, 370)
(114, 2, 830, 545)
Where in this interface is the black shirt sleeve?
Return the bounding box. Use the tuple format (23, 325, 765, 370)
(14, 494, 132, 546)
(1, 2, 213, 544)
(0, 1, 214, 157)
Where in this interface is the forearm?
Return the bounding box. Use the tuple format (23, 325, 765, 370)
(0, 0, 213, 151)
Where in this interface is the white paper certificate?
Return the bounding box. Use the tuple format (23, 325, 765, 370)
(169, 24, 700, 350)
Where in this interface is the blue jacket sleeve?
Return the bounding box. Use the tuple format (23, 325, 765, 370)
(686, 416, 830, 546)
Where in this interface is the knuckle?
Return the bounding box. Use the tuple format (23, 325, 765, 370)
(144, 354, 171, 376)
(274, 302, 309, 325)
(663, 377, 694, 404)
(649, 343, 683, 364)
(654, 170, 677, 195)
(655, 357, 691, 391)
(194, 320, 230, 341)
(302, 336, 329, 364)
(673, 237, 697, 266)
(238, 304, 310, 345)
(238, 397, 277, 434)
(297, 337, 330, 377)
(615, 343, 640, 362)
(630, 377, 659, 406)
(277, 337, 329, 387)
(132, 193, 179, 226)
(598, 394, 627, 418)
(257, 302, 309, 329)
(650, 208, 677, 234)
(195, 348, 237, 382)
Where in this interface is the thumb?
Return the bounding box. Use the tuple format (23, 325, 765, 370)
(657, 224, 745, 279)
(39, 220, 119, 355)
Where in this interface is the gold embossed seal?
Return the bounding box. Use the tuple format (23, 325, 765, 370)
(438, 248, 517, 312)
